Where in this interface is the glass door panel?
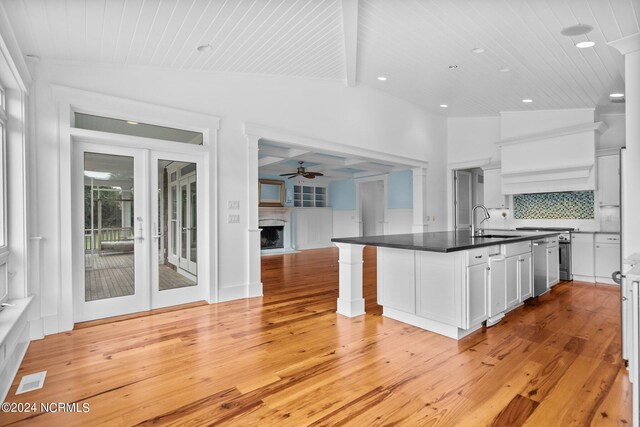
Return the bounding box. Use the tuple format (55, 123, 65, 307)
(76, 143, 149, 323)
(155, 159, 197, 294)
(84, 152, 135, 301)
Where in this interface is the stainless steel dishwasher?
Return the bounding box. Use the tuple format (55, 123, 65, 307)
(533, 239, 549, 297)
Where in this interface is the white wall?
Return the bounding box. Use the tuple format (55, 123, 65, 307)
(446, 110, 626, 231)
(31, 59, 447, 333)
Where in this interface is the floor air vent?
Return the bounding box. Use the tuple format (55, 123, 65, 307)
(16, 371, 47, 394)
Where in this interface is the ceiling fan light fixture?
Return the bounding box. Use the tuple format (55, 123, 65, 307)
(279, 161, 324, 180)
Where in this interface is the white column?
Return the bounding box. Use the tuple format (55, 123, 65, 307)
(609, 34, 640, 259)
(247, 134, 262, 297)
(412, 167, 428, 232)
(335, 242, 366, 317)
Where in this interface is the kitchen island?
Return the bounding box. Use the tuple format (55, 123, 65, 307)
(332, 229, 560, 339)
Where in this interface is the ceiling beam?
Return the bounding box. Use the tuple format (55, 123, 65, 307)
(258, 145, 309, 159)
(340, 0, 359, 87)
(258, 156, 285, 167)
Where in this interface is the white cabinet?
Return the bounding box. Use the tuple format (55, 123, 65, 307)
(597, 155, 620, 207)
(483, 168, 507, 209)
(505, 256, 519, 308)
(547, 245, 560, 288)
(488, 257, 506, 317)
(467, 263, 488, 328)
(572, 233, 595, 278)
(505, 250, 532, 309)
(519, 252, 533, 300)
(595, 234, 620, 280)
(377, 248, 415, 313)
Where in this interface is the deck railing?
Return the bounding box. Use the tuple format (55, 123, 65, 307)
(84, 227, 133, 251)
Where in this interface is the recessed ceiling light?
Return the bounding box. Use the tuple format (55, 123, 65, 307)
(440, 104, 448, 108)
(575, 41, 595, 48)
(377, 76, 387, 81)
(499, 67, 510, 72)
(561, 24, 593, 37)
(522, 99, 533, 103)
(471, 48, 485, 54)
(197, 44, 212, 52)
(449, 65, 458, 69)
(127, 121, 139, 125)
(609, 92, 625, 98)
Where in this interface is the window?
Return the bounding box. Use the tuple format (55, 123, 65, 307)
(0, 83, 7, 305)
(73, 112, 204, 145)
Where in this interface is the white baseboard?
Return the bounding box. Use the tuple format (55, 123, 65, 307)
(43, 315, 61, 336)
(248, 281, 263, 297)
(218, 283, 264, 302)
(382, 307, 482, 340)
(29, 319, 44, 340)
(573, 275, 596, 283)
(596, 277, 618, 285)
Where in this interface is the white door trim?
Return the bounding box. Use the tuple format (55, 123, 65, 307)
(55, 86, 219, 332)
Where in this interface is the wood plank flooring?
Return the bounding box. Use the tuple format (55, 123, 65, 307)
(2, 247, 631, 426)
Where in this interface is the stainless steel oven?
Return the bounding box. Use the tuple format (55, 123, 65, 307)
(558, 233, 572, 281)
(516, 227, 574, 282)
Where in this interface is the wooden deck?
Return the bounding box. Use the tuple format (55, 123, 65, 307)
(84, 253, 195, 301)
(4, 247, 631, 425)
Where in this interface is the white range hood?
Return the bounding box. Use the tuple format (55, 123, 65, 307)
(496, 120, 608, 195)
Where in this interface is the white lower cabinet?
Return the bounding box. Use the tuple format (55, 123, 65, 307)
(506, 256, 519, 308)
(547, 245, 560, 288)
(467, 263, 489, 328)
(519, 252, 533, 300)
(595, 243, 620, 279)
(572, 233, 595, 278)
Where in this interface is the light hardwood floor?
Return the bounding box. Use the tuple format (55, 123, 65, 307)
(2, 247, 631, 426)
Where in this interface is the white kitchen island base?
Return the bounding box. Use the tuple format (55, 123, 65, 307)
(383, 307, 484, 340)
(332, 230, 558, 341)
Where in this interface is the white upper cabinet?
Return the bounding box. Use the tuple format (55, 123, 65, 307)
(597, 155, 620, 207)
(483, 168, 507, 209)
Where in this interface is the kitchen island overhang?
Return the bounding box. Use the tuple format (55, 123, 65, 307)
(331, 230, 561, 339)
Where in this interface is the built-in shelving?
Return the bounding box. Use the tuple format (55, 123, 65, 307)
(294, 185, 326, 207)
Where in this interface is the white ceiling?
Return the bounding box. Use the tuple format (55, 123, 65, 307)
(1, 0, 637, 116)
(258, 140, 412, 180)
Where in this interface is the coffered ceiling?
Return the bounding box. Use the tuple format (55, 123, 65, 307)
(1, 0, 637, 116)
(258, 140, 412, 180)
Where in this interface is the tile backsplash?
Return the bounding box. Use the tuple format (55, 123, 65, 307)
(513, 191, 594, 220)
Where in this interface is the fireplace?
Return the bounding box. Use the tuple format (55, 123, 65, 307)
(261, 225, 284, 249)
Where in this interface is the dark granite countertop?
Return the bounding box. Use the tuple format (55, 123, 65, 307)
(331, 230, 561, 253)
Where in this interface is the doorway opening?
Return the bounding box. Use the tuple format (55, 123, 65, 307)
(77, 143, 206, 322)
(358, 179, 385, 236)
(453, 168, 484, 230)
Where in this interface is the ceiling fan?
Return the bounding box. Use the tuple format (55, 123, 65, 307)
(279, 161, 324, 179)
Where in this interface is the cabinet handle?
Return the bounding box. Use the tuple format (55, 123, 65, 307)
(475, 255, 483, 259)
(487, 266, 491, 271)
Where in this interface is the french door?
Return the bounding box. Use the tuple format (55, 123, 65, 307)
(74, 142, 205, 322)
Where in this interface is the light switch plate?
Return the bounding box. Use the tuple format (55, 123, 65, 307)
(228, 200, 240, 210)
(228, 214, 240, 223)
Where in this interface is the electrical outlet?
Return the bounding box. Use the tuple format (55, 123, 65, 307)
(228, 200, 240, 210)
(228, 214, 240, 223)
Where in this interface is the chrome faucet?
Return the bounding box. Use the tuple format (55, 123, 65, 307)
(471, 204, 490, 236)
